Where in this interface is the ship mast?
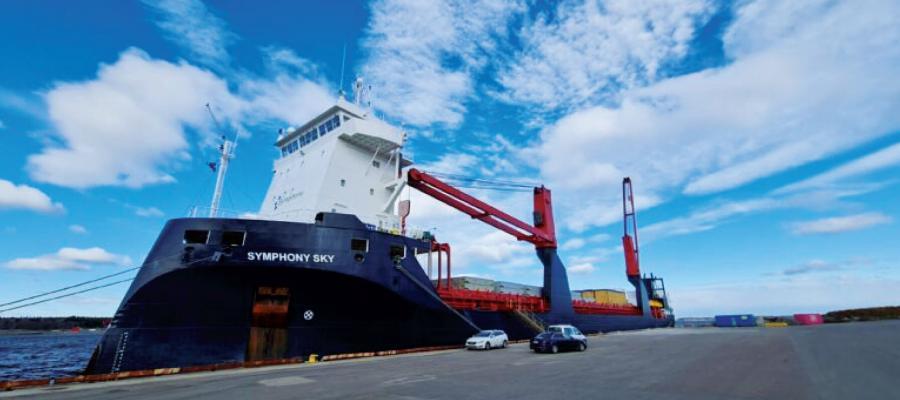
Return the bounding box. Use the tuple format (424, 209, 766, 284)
(209, 138, 232, 217)
(206, 103, 234, 218)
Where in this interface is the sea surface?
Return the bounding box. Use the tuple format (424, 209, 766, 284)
(0, 331, 102, 381)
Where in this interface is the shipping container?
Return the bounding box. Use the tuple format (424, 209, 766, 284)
(714, 314, 757, 327)
(793, 313, 824, 325)
(676, 317, 714, 328)
(580, 289, 628, 305)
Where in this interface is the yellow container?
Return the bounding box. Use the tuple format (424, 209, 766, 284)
(586, 290, 628, 305)
(764, 322, 789, 328)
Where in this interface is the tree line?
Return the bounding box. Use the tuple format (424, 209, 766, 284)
(0, 316, 110, 330)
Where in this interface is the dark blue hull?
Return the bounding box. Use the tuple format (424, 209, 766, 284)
(86, 214, 672, 374)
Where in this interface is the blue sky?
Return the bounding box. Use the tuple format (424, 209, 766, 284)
(1, 0, 899, 318)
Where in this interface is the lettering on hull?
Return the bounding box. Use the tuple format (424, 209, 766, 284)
(247, 252, 335, 263)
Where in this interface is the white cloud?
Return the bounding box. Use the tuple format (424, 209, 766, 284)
(68, 224, 88, 234)
(134, 206, 165, 218)
(418, 153, 479, 176)
(561, 238, 585, 251)
(260, 46, 318, 77)
(0, 179, 64, 213)
(25, 47, 333, 190)
(5, 247, 132, 271)
(642, 197, 781, 240)
(639, 186, 887, 243)
(498, 0, 714, 111)
(361, 0, 525, 127)
(531, 1, 900, 231)
(142, 0, 236, 70)
(239, 73, 334, 127)
(28, 48, 239, 189)
(0, 87, 45, 119)
(789, 212, 892, 235)
(568, 262, 596, 274)
(782, 259, 841, 276)
(777, 143, 900, 194)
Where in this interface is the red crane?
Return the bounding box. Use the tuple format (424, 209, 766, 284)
(406, 168, 654, 318)
(406, 168, 557, 249)
(406, 168, 567, 314)
(622, 177, 641, 278)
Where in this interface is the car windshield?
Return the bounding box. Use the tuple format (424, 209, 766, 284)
(474, 331, 492, 337)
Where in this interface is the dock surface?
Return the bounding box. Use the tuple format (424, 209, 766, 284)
(4, 320, 898, 400)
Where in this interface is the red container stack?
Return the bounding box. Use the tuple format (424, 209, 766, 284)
(793, 313, 824, 325)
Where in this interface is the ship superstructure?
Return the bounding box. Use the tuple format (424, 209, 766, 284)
(259, 97, 407, 231)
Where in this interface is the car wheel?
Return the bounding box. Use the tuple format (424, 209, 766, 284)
(578, 342, 586, 352)
(551, 344, 558, 354)
(502, 340, 508, 348)
(485, 342, 491, 350)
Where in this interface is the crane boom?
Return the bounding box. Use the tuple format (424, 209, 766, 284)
(406, 168, 557, 248)
(622, 177, 641, 277)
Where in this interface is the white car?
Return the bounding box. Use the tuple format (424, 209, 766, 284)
(465, 330, 508, 350)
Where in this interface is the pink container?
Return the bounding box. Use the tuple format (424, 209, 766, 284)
(793, 313, 824, 325)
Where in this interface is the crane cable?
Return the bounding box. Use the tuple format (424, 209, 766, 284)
(424, 171, 538, 192)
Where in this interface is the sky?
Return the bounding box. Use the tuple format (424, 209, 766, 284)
(1, 0, 899, 318)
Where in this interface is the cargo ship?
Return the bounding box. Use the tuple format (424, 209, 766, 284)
(85, 84, 673, 374)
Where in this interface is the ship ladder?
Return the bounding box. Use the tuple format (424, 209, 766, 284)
(513, 309, 545, 333)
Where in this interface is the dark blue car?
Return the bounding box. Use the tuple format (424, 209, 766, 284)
(529, 324, 587, 353)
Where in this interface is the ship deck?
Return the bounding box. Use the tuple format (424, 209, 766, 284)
(4, 320, 898, 400)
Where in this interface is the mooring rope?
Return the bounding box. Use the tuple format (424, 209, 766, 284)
(0, 252, 215, 314)
(0, 278, 136, 313)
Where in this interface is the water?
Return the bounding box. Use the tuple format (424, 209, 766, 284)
(0, 332, 102, 381)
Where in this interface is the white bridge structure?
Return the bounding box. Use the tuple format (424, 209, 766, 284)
(258, 96, 409, 232)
